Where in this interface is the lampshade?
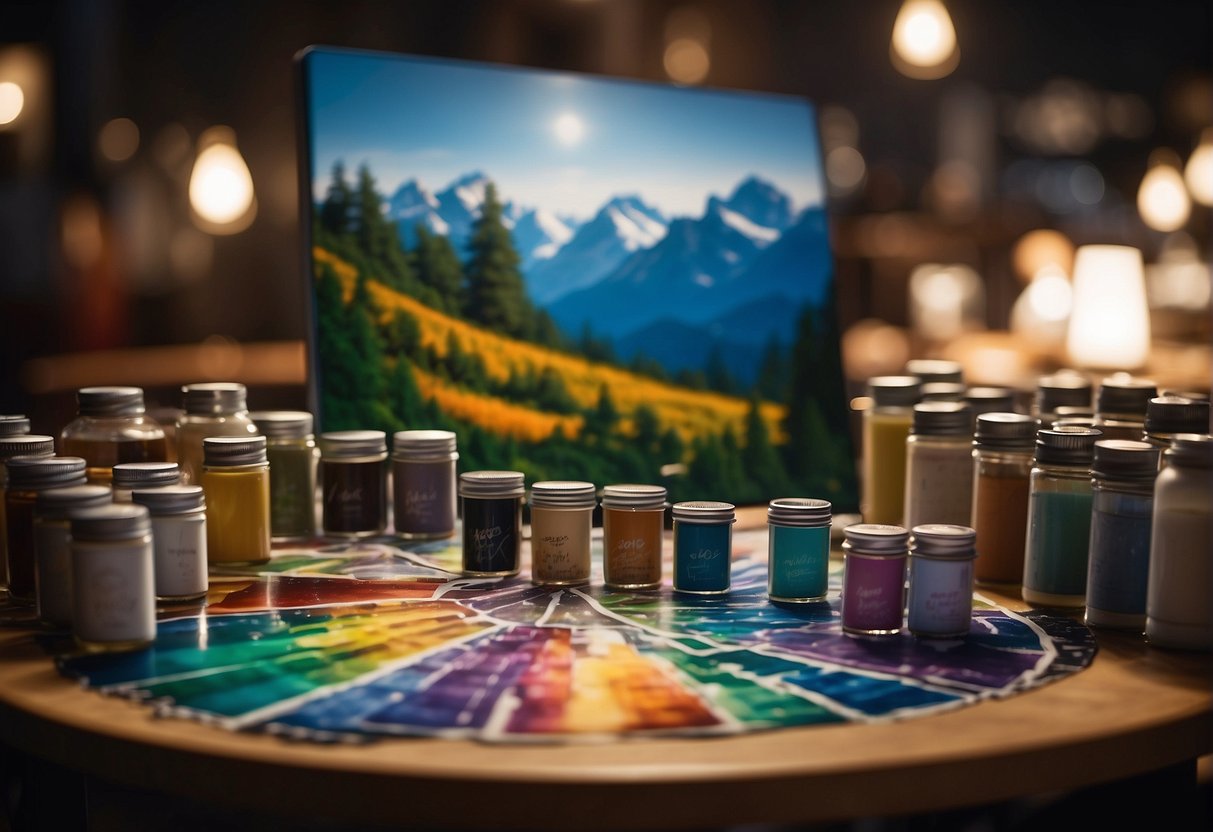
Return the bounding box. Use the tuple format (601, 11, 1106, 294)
(1066, 245, 1151, 370)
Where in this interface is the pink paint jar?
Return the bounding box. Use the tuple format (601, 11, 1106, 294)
(841, 523, 909, 636)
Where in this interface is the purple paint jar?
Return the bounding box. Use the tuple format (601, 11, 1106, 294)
(841, 523, 909, 636)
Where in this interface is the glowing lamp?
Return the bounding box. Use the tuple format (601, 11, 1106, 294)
(1184, 128, 1213, 206)
(0, 80, 23, 126)
(1137, 152, 1190, 232)
(188, 128, 256, 234)
(1066, 245, 1150, 370)
(890, 0, 959, 80)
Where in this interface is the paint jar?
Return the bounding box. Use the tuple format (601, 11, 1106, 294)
(319, 430, 388, 539)
(459, 471, 524, 577)
(70, 503, 155, 653)
(0, 416, 30, 436)
(963, 387, 1017, 425)
(1085, 440, 1160, 630)
(971, 413, 1035, 587)
(905, 359, 963, 385)
(133, 485, 209, 602)
(1147, 434, 1213, 650)
(1022, 427, 1101, 608)
(920, 382, 965, 402)
(33, 484, 112, 627)
(907, 524, 976, 638)
(841, 523, 909, 636)
(672, 501, 735, 595)
(861, 376, 921, 525)
(601, 484, 667, 590)
(767, 498, 831, 603)
(1034, 372, 1092, 427)
(1, 434, 55, 593)
(1094, 375, 1157, 441)
(392, 430, 458, 540)
(60, 387, 168, 484)
(1144, 396, 1209, 456)
(252, 411, 318, 541)
(201, 436, 271, 565)
(4, 457, 87, 603)
(530, 481, 595, 586)
(111, 462, 180, 502)
(903, 402, 974, 529)
(176, 383, 259, 484)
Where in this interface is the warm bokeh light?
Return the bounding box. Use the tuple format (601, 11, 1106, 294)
(1067, 245, 1150, 369)
(1146, 233, 1212, 312)
(826, 146, 866, 193)
(189, 130, 256, 233)
(664, 38, 710, 85)
(552, 112, 585, 146)
(890, 0, 958, 80)
(1010, 265, 1072, 354)
(0, 80, 24, 125)
(1137, 154, 1191, 232)
(61, 194, 105, 269)
(909, 264, 984, 342)
(98, 117, 140, 162)
(842, 319, 911, 381)
(1012, 229, 1074, 284)
(1184, 129, 1213, 206)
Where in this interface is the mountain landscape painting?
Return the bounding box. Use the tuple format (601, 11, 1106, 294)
(302, 48, 856, 508)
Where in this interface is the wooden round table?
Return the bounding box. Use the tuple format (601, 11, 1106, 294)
(0, 592, 1209, 829)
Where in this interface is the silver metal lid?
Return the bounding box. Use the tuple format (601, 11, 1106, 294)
(842, 523, 909, 554)
(35, 484, 113, 518)
(392, 429, 457, 459)
(459, 470, 525, 499)
(319, 430, 387, 458)
(1096, 375, 1158, 418)
(182, 382, 248, 415)
(911, 524, 976, 558)
(132, 484, 206, 514)
(767, 497, 831, 527)
(671, 500, 736, 524)
(250, 410, 314, 439)
(0, 434, 55, 460)
(112, 462, 181, 489)
(530, 480, 596, 508)
(0, 415, 30, 437)
(974, 412, 1035, 449)
(964, 387, 1016, 416)
(920, 382, 966, 402)
(1165, 433, 1213, 469)
(5, 456, 87, 488)
(601, 483, 667, 510)
(868, 376, 922, 407)
(77, 386, 146, 417)
(1092, 440, 1160, 479)
(905, 359, 963, 384)
(203, 435, 267, 467)
(70, 503, 151, 541)
(1145, 396, 1210, 436)
(911, 401, 972, 436)
(1035, 426, 1101, 466)
(1036, 372, 1092, 415)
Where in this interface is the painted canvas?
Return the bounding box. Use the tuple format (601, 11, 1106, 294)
(299, 48, 855, 507)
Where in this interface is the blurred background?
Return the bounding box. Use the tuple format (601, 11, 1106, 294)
(0, 0, 1209, 426)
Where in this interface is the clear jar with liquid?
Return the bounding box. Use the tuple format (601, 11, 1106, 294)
(60, 387, 167, 484)
(1, 434, 55, 593)
(201, 436, 271, 565)
(176, 383, 259, 484)
(252, 411, 318, 540)
(602, 484, 667, 590)
(971, 413, 1035, 587)
(5, 456, 87, 603)
(861, 376, 921, 526)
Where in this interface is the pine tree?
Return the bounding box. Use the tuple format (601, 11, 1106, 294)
(756, 333, 787, 401)
(320, 161, 352, 237)
(464, 182, 530, 338)
(705, 344, 737, 395)
(414, 225, 464, 315)
(315, 263, 360, 429)
(742, 397, 789, 498)
(386, 357, 424, 428)
(354, 164, 417, 293)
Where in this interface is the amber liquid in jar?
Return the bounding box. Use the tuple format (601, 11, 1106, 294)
(60, 436, 169, 485)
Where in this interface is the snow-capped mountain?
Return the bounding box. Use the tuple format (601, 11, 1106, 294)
(433, 171, 493, 248)
(524, 195, 668, 305)
(386, 180, 448, 249)
(512, 209, 574, 271)
(721, 176, 795, 232)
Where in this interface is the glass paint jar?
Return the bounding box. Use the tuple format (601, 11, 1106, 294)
(907, 524, 976, 638)
(1022, 427, 1101, 608)
(392, 430, 458, 540)
(70, 503, 155, 652)
(963, 387, 1017, 426)
(176, 383, 259, 484)
(1094, 375, 1157, 442)
(1147, 434, 1213, 650)
(112, 461, 180, 502)
(252, 411, 318, 541)
(0, 434, 55, 594)
(1034, 372, 1092, 428)
(672, 501, 735, 595)
(133, 485, 209, 602)
(841, 523, 908, 636)
(59, 386, 168, 484)
(0, 416, 30, 436)
(4, 456, 87, 603)
(971, 413, 1035, 587)
(861, 376, 921, 526)
(1143, 396, 1209, 456)
(601, 484, 667, 590)
(319, 430, 388, 539)
(903, 402, 973, 530)
(530, 481, 595, 586)
(905, 359, 963, 385)
(33, 484, 112, 627)
(920, 382, 965, 403)
(767, 498, 831, 603)
(201, 436, 271, 565)
(459, 471, 524, 577)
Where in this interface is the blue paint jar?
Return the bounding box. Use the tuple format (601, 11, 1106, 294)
(1085, 440, 1159, 630)
(767, 498, 831, 603)
(907, 524, 976, 638)
(672, 501, 735, 595)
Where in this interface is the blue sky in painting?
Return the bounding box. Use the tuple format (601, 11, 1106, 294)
(305, 48, 825, 220)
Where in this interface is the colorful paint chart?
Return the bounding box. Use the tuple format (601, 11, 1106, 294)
(57, 529, 1096, 743)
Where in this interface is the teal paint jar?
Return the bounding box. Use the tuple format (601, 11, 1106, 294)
(767, 498, 831, 603)
(672, 501, 735, 595)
